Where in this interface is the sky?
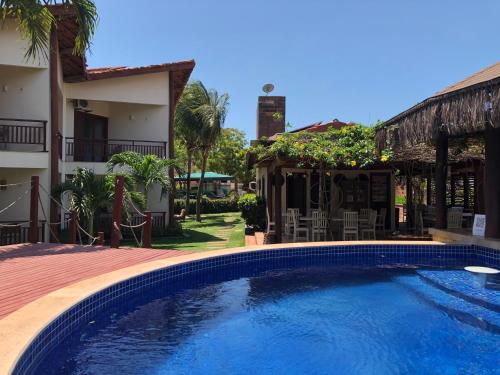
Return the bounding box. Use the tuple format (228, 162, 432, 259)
(88, 0, 500, 141)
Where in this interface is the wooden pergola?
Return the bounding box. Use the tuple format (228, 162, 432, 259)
(252, 155, 393, 243)
(376, 62, 500, 238)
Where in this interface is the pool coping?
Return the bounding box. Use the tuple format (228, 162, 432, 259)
(0, 241, 446, 374)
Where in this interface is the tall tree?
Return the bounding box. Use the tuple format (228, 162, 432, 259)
(107, 152, 178, 209)
(192, 82, 229, 221)
(208, 128, 253, 190)
(174, 82, 204, 214)
(53, 168, 144, 243)
(1, 0, 98, 61)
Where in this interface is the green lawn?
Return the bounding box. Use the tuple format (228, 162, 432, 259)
(150, 212, 245, 252)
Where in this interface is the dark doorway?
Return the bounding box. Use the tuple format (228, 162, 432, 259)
(370, 173, 391, 229)
(74, 111, 108, 162)
(286, 173, 307, 215)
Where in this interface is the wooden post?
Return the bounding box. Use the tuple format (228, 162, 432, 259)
(274, 167, 282, 243)
(435, 131, 448, 229)
(406, 175, 414, 229)
(29, 176, 39, 243)
(143, 211, 152, 248)
(49, 27, 60, 242)
(450, 174, 456, 207)
(267, 171, 273, 220)
(68, 209, 77, 244)
(474, 161, 485, 214)
(97, 232, 104, 246)
(484, 127, 500, 238)
(426, 173, 432, 206)
(167, 71, 176, 227)
(110, 175, 124, 248)
(463, 174, 470, 210)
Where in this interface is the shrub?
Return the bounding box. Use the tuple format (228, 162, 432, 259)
(238, 193, 266, 229)
(174, 197, 239, 214)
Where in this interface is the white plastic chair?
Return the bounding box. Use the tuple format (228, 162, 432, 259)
(312, 210, 328, 241)
(359, 208, 370, 227)
(292, 214, 309, 242)
(266, 208, 275, 234)
(375, 207, 387, 232)
(447, 209, 463, 229)
(285, 208, 299, 236)
(361, 210, 377, 240)
(343, 211, 358, 240)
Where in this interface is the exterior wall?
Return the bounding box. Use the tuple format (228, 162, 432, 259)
(0, 151, 49, 169)
(61, 91, 171, 217)
(65, 72, 169, 106)
(0, 65, 50, 121)
(0, 168, 49, 223)
(0, 21, 52, 238)
(108, 103, 169, 142)
(256, 167, 267, 197)
(0, 20, 175, 236)
(145, 183, 168, 213)
(0, 19, 49, 69)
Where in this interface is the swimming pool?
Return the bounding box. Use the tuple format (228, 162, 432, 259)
(10, 243, 500, 374)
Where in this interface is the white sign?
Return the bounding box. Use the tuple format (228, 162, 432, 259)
(473, 214, 486, 237)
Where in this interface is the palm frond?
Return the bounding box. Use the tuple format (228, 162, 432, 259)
(0, 0, 97, 61)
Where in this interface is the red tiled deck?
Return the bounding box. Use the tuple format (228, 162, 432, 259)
(0, 243, 187, 320)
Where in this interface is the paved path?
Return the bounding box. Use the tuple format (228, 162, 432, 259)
(0, 243, 186, 320)
(203, 215, 240, 250)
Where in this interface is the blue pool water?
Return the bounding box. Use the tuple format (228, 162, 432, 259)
(39, 266, 500, 375)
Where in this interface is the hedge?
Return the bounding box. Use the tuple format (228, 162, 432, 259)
(237, 193, 266, 229)
(174, 197, 239, 214)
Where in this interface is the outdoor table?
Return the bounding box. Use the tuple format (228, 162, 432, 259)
(300, 216, 314, 233)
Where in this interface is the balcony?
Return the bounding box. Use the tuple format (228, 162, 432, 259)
(0, 118, 47, 152)
(65, 138, 167, 162)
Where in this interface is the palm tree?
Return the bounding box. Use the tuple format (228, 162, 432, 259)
(191, 82, 229, 221)
(53, 168, 144, 243)
(1, 0, 98, 61)
(107, 152, 178, 209)
(174, 82, 204, 214)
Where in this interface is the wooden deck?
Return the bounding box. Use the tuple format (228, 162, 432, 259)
(0, 243, 187, 320)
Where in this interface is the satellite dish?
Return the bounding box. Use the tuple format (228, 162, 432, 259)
(262, 83, 274, 95)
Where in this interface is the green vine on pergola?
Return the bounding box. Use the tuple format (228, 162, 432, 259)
(252, 124, 391, 169)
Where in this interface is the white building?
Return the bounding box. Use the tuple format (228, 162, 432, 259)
(0, 8, 194, 243)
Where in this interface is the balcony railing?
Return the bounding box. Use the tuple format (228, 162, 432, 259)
(65, 138, 167, 162)
(0, 221, 46, 246)
(0, 118, 47, 152)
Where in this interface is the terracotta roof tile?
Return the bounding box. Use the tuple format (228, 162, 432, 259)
(268, 119, 352, 140)
(84, 60, 195, 81)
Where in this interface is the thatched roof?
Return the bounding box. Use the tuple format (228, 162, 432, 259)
(390, 137, 485, 166)
(377, 62, 500, 148)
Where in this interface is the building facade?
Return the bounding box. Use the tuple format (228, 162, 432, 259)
(0, 10, 194, 242)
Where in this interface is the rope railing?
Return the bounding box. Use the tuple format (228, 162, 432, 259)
(0, 181, 30, 188)
(76, 221, 99, 245)
(38, 184, 100, 245)
(124, 191, 147, 217)
(39, 184, 73, 213)
(120, 221, 147, 229)
(0, 221, 31, 227)
(0, 188, 30, 215)
(37, 193, 60, 243)
(1, 176, 152, 248)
